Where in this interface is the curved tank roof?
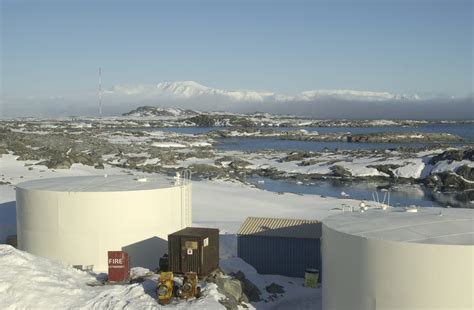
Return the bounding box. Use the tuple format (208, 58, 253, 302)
(323, 207, 474, 246)
(16, 175, 179, 192)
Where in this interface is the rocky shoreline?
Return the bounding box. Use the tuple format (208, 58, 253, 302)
(1, 119, 472, 208)
(209, 128, 465, 143)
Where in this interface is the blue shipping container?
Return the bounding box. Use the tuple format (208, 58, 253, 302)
(237, 235, 321, 278)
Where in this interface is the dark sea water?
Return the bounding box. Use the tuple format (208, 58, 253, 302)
(216, 123, 473, 152)
(155, 123, 473, 208)
(245, 176, 472, 209)
(159, 123, 474, 142)
(154, 123, 473, 152)
(158, 127, 216, 135)
(216, 138, 447, 152)
(270, 123, 474, 141)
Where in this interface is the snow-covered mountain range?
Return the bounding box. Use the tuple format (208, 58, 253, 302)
(109, 81, 422, 103)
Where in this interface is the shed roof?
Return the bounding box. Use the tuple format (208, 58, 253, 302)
(237, 217, 321, 239)
(170, 227, 219, 238)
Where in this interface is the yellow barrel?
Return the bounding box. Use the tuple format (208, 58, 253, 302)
(304, 268, 319, 288)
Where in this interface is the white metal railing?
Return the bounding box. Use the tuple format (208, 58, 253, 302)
(372, 190, 390, 206)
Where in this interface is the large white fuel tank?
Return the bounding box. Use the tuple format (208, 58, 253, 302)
(16, 174, 192, 271)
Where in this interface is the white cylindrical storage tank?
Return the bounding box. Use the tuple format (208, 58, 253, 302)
(16, 175, 192, 271)
(322, 208, 473, 310)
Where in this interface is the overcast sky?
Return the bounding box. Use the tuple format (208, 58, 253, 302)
(1, 0, 472, 118)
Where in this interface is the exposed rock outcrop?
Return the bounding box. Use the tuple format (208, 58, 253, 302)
(330, 165, 352, 178)
(455, 165, 474, 181)
(429, 149, 474, 165)
(230, 271, 262, 303)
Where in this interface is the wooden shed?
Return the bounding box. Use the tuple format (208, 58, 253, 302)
(168, 227, 219, 277)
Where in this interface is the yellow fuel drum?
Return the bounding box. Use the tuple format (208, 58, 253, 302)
(157, 272, 174, 305)
(178, 272, 201, 300)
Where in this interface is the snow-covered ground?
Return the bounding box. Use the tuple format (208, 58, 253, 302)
(0, 153, 366, 243)
(176, 148, 472, 181)
(0, 153, 373, 309)
(0, 244, 227, 310)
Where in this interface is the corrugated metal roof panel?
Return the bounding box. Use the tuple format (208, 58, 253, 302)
(237, 217, 321, 239)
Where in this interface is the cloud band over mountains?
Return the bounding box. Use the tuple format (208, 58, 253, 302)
(109, 81, 423, 102)
(2, 81, 472, 119)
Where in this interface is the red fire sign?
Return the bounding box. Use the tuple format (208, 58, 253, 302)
(108, 251, 130, 283)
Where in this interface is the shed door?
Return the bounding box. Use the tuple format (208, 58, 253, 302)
(181, 238, 200, 274)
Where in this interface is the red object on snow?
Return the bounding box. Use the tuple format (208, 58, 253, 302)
(108, 251, 129, 282)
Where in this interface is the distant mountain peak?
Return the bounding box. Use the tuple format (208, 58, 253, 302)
(154, 81, 213, 98)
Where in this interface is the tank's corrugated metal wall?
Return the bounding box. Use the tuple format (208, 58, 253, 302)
(16, 183, 189, 272)
(237, 235, 320, 278)
(322, 222, 474, 310)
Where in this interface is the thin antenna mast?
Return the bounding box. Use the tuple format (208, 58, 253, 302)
(98, 67, 102, 120)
